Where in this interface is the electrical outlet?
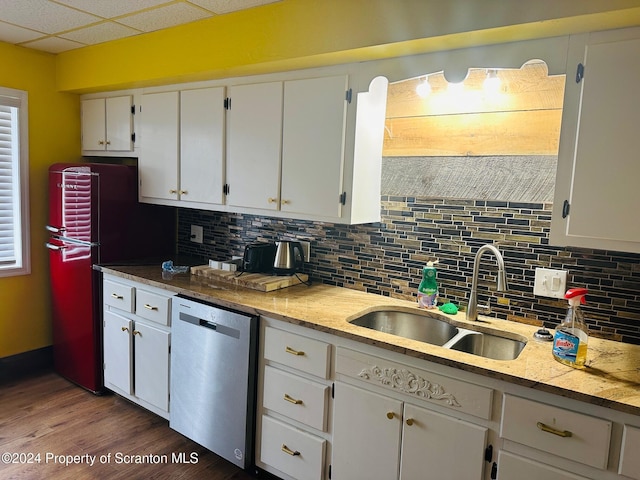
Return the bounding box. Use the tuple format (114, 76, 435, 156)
(533, 268, 567, 299)
(190, 225, 203, 244)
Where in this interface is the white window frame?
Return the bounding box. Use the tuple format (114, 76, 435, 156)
(0, 87, 30, 277)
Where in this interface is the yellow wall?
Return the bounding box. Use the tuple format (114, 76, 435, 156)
(56, 0, 640, 93)
(0, 42, 80, 358)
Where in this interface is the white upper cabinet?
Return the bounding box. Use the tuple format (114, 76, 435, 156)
(139, 91, 179, 202)
(81, 95, 134, 155)
(226, 81, 283, 211)
(281, 75, 349, 219)
(180, 87, 225, 206)
(138, 87, 225, 209)
(552, 27, 640, 253)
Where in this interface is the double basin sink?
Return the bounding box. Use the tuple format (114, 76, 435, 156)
(349, 309, 526, 361)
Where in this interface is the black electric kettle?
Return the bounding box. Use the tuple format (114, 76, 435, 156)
(273, 241, 304, 275)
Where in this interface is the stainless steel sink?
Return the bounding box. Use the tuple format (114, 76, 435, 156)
(446, 331, 526, 361)
(349, 310, 459, 346)
(348, 309, 526, 361)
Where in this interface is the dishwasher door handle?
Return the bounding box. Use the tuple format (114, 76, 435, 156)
(199, 319, 217, 330)
(178, 310, 241, 339)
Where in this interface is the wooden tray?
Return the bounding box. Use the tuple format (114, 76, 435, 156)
(190, 265, 308, 292)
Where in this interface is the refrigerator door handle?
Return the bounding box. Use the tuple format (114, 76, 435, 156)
(46, 225, 66, 234)
(46, 242, 67, 251)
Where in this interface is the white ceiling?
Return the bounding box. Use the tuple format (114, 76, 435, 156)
(0, 0, 281, 54)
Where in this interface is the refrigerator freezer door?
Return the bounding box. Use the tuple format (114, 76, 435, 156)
(47, 237, 102, 392)
(48, 165, 97, 244)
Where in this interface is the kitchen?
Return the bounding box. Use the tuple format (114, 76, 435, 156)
(2, 1, 640, 479)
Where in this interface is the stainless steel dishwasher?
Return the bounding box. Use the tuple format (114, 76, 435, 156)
(170, 295, 258, 469)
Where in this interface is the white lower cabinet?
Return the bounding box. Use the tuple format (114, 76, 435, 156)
(102, 275, 174, 419)
(332, 382, 488, 480)
(256, 322, 332, 480)
(620, 425, 640, 479)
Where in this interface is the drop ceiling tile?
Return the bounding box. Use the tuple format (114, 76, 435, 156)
(188, 0, 281, 14)
(0, 0, 100, 34)
(60, 22, 141, 45)
(22, 36, 84, 54)
(54, 0, 173, 19)
(116, 3, 213, 32)
(0, 21, 44, 44)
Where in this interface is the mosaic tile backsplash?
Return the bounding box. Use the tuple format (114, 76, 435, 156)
(177, 197, 640, 345)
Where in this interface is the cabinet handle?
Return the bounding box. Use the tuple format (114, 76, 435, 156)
(111, 293, 123, 299)
(121, 327, 129, 332)
(105, 140, 111, 145)
(281, 199, 290, 205)
(284, 393, 303, 405)
(281, 444, 300, 456)
(268, 197, 278, 204)
(179, 190, 188, 195)
(98, 140, 105, 145)
(285, 346, 305, 356)
(133, 330, 141, 336)
(537, 422, 572, 438)
(144, 304, 158, 311)
(406, 418, 414, 426)
(169, 189, 177, 194)
(386, 412, 395, 420)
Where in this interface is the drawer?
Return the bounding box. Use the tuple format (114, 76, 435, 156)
(497, 451, 590, 480)
(619, 424, 640, 479)
(135, 288, 171, 326)
(263, 365, 329, 431)
(260, 415, 326, 480)
(103, 279, 134, 313)
(500, 394, 611, 469)
(264, 327, 330, 379)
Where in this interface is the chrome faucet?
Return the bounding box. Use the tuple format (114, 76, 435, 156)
(467, 244, 508, 321)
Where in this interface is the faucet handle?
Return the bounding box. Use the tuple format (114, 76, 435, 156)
(477, 303, 492, 315)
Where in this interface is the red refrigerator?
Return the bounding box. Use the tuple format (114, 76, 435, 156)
(46, 163, 175, 393)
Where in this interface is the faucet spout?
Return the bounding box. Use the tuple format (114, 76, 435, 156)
(467, 244, 508, 321)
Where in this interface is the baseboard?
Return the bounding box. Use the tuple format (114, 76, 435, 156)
(0, 346, 53, 383)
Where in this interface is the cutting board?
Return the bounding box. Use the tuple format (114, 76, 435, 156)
(191, 265, 308, 292)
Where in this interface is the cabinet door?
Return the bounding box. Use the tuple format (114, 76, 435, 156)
(180, 87, 225, 205)
(332, 382, 402, 480)
(400, 403, 487, 480)
(81, 98, 106, 151)
(281, 75, 348, 218)
(552, 30, 640, 253)
(105, 95, 133, 152)
(103, 310, 133, 395)
(139, 91, 179, 201)
(226, 82, 282, 210)
(133, 321, 170, 412)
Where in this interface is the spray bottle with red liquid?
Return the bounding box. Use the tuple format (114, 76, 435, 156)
(552, 288, 589, 368)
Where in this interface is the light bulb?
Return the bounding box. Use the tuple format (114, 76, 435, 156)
(416, 78, 431, 98)
(483, 70, 501, 92)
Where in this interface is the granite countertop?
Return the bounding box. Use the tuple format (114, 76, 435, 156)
(99, 264, 640, 417)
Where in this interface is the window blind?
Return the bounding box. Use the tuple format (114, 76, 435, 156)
(0, 93, 22, 268)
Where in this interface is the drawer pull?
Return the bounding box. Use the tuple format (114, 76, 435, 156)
(281, 444, 300, 456)
(406, 418, 414, 426)
(143, 304, 158, 311)
(284, 393, 303, 405)
(285, 346, 305, 356)
(111, 293, 123, 299)
(386, 412, 395, 420)
(537, 422, 573, 438)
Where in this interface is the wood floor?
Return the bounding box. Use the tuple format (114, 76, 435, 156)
(0, 370, 258, 480)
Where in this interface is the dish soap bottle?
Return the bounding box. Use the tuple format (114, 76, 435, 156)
(418, 261, 438, 309)
(552, 288, 589, 368)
